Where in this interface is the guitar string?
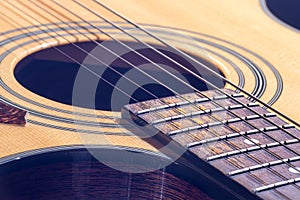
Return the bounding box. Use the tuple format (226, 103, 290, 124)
(0, 1, 294, 198)
(0, 1, 296, 195)
(49, 0, 300, 194)
(68, 0, 300, 184)
(28, 0, 300, 142)
(56, 0, 300, 140)
(84, 1, 300, 193)
(74, 0, 300, 138)
(0, 4, 290, 195)
(1, 0, 298, 195)
(30, 0, 300, 176)
(70, 0, 300, 159)
(92, 0, 299, 128)
(2, 0, 300, 195)
(23, 0, 300, 194)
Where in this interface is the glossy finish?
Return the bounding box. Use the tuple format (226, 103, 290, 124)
(123, 89, 300, 199)
(0, 146, 212, 200)
(0, 101, 26, 125)
(265, 0, 300, 30)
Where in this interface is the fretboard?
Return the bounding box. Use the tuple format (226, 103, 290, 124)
(122, 89, 300, 200)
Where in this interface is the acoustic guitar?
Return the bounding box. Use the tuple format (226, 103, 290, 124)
(0, 0, 299, 199)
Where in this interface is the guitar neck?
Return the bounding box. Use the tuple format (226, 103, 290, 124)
(123, 89, 300, 199)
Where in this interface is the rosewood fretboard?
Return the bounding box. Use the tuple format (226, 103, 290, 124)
(122, 89, 300, 200)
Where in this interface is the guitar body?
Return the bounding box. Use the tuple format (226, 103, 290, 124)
(0, 0, 299, 199)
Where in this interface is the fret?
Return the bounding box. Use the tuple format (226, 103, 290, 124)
(136, 91, 245, 116)
(229, 156, 300, 176)
(137, 96, 265, 137)
(135, 90, 236, 115)
(172, 126, 232, 147)
(273, 161, 300, 180)
(231, 93, 244, 98)
(211, 154, 300, 199)
(205, 131, 299, 162)
(192, 143, 300, 183)
(233, 174, 298, 200)
(283, 124, 296, 129)
(187, 125, 295, 148)
(248, 103, 260, 107)
(142, 102, 260, 127)
(259, 185, 300, 200)
(207, 141, 299, 169)
(231, 162, 300, 199)
(150, 104, 247, 125)
(136, 97, 210, 115)
(167, 113, 276, 136)
(139, 108, 179, 123)
(229, 127, 297, 147)
(212, 94, 228, 100)
(206, 139, 299, 161)
(190, 140, 235, 159)
(255, 160, 300, 199)
(151, 110, 204, 125)
(226, 130, 294, 151)
(211, 157, 299, 199)
(228, 104, 245, 110)
(259, 162, 300, 182)
(254, 177, 300, 193)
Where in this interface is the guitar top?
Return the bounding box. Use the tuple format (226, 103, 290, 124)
(0, 0, 299, 199)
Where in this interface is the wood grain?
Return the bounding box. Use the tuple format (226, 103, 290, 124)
(0, 1, 299, 199)
(0, 0, 298, 157)
(123, 89, 300, 199)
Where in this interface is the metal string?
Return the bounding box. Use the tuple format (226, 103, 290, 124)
(75, 0, 300, 138)
(86, 0, 300, 192)
(2, 0, 300, 192)
(1, 2, 298, 195)
(52, 1, 300, 194)
(70, 0, 300, 179)
(93, 0, 300, 128)
(46, 0, 300, 175)
(28, 1, 300, 194)
(70, 0, 300, 160)
(1, 0, 298, 195)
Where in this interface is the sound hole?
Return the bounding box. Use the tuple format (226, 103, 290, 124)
(14, 41, 225, 111)
(0, 147, 211, 200)
(266, 0, 300, 30)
